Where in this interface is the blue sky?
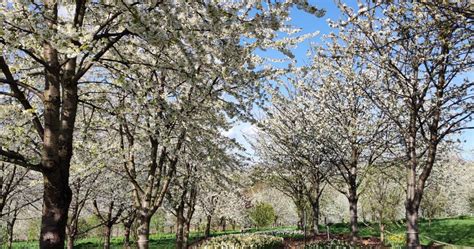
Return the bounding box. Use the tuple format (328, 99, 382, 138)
(226, 0, 473, 161)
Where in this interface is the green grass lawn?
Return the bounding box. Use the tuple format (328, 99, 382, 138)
(321, 216, 474, 247)
(8, 217, 473, 248)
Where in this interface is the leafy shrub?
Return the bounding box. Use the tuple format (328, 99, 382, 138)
(249, 202, 276, 228)
(386, 233, 405, 247)
(201, 234, 284, 249)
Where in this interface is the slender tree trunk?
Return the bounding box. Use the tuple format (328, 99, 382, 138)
(183, 221, 191, 249)
(298, 213, 304, 230)
(122, 211, 135, 249)
(205, 215, 212, 238)
(7, 219, 15, 249)
(104, 225, 112, 249)
(123, 226, 131, 248)
(66, 235, 74, 249)
(311, 200, 320, 234)
(137, 214, 151, 249)
(176, 206, 185, 249)
(379, 222, 385, 243)
(221, 217, 226, 232)
(406, 146, 420, 248)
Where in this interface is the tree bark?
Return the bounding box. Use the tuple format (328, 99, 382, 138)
(123, 225, 131, 248)
(205, 215, 212, 238)
(137, 214, 151, 249)
(40, 170, 73, 249)
(405, 182, 420, 248)
(221, 217, 226, 232)
(66, 235, 74, 249)
(176, 206, 185, 249)
(104, 225, 112, 249)
(183, 221, 191, 249)
(7, 218, 15, 249)
(348, 184, 358, 242)
(311, 200, 320, 234)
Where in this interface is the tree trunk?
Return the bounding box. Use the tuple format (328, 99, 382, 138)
(40, 170, 72, 249)
(205, 215, 212, 238)
(7, 219, 15, 249)
(405, 198, 420, 248)
(379, 223, 385, 244)
(137, 214, 151, 249)
(311, 200, 320, 234)
(104, 225, 112, 249)
(122, 211, 135, 249)
(124, 225, 132, 248)
(348, 187, 358, 242)
(406, 156, 420, 248)
(66, 235, 74, 249)
(176, 206, 185, 249)
(221, 217, 226, 232)
(183, 221, 191, 249)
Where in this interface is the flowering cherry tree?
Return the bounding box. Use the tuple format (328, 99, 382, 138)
(336, 1, 473, 246)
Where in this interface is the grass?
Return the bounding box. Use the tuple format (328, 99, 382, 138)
(318, 216, 474, 247)
(7, 217, 474, 248)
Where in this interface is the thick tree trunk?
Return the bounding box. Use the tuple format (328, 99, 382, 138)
(348, 186, 358, 242)
(104, 225, 112, 249)
(137, 214, 151, 249)
(40, 170, 72, 249)
(205, 215, 212, 238)
(405, 192, 420, 248)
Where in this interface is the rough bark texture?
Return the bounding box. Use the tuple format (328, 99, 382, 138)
(348, 192, 358, 242)
(137, 214, 151, 249)
(40, 170, 72, 248)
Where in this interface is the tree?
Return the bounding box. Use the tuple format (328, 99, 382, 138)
(337, 1, 474, 246)
(360, 167, 404, 243)
(254, 84, 331, 233)
(0, 2, 132, 247)
(249, 202, 276, 228)
(1, 2, 324, 248)
(97, 2, 323, 248)
(0, 164, 28, 217)
(66, 173, 99, 249)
